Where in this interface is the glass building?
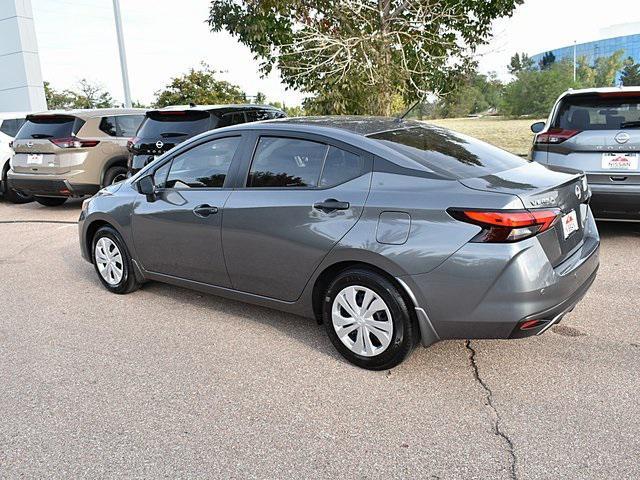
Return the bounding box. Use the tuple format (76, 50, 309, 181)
(531, 32, 640, 76)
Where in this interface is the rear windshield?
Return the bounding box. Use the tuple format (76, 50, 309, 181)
(368, 126, 526, 179)
(553, 94, 640, 131)
(137, 111, 211, 139)
(15, 115, 84, 139)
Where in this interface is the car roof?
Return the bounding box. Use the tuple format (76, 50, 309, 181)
(151, 104, 283, 114)
(229, 115, 421, 137)
(27, 108, 147, 119)
(559, 86, 640, 99)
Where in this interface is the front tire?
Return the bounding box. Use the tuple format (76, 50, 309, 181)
(34, 196, 67, 207)
(92, 225, 141, 294)
(323, 268, 417, 370)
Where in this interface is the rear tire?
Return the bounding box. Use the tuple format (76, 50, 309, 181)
(323, 268, 417, 370)
(103, 166, 128, 186)
(2, 164, 32, 203)
(92, 225, 141, 294)
(34, 196, 67, 207)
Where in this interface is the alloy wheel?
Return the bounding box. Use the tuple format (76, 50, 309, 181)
(331, 285, 393, 357)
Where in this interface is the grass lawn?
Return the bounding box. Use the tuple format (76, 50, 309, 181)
(428, 116, 545, 157)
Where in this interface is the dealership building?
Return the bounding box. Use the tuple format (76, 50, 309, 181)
(531, 23, 640, 74)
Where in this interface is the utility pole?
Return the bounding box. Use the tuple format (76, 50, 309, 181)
(112, 0, 132, 108)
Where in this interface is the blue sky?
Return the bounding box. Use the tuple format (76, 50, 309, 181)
(31, 0, 640, 107)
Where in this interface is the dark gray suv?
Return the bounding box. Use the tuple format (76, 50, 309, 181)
(79, 117, 600, 369)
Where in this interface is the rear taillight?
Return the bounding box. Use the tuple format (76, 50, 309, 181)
(535, 128, 579, 144)
(448, 208, 561, 243)
(50, 137, 100, 148)
(127, 136, 139, 149)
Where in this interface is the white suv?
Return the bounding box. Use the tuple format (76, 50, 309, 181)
(0, 112, 31, 203)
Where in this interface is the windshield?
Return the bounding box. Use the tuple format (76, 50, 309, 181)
(136, 111, 211, 139)
(553, 93, 640, 130)
(368, 125, 526, 180)
(16, 115, 83, 139)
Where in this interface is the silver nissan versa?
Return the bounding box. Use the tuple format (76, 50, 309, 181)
(531, 87, 640, 221)
(79, 117, 600, 369)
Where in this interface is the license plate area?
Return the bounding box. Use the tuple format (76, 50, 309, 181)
(561, 210, 579, 239)
(27, 154, 43, 165)
(601, 152, 639, 170)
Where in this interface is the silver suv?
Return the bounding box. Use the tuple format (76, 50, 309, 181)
(8, 108, 145, 207)
(531, 87, 640, 221)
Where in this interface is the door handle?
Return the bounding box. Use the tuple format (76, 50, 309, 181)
(610, 176, 628, 182)
(193, 204, 219, 217)
(313, 199, 350, 212)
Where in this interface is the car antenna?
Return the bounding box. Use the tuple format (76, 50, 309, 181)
(189, 102, 197, 108)
(396, 100, 420, 122)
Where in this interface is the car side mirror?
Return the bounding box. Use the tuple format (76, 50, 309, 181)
(531, 121, 545, 134)
(137, 174, 156, 199)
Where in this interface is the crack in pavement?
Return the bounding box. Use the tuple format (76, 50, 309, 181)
(465, 340, 517, 480)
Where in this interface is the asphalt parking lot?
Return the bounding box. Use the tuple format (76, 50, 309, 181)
(0, 199, 638, 479)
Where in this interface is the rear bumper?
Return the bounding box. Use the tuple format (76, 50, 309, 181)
(7, 171, 99, 198)
(401, 209, 600, 342)
(589, 183, 640, 220)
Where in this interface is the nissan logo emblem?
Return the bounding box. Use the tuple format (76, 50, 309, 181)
(155, 141, 164, 149)
(615, 132, 630, 144)
(27, 141, 34, 148)
(575, 184, 582, 199)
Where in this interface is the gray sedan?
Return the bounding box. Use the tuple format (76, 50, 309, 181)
(79, 117, 600, 369)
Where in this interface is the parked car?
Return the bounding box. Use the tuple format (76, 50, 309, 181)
(127, 104, 286, 175)
(0, 112, 31, 203)
(8, 108, 146, 207)
(531, 86, 640, 221)
(79, 117, 599, 369)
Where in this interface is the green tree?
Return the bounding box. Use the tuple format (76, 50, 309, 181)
(539, 51, 556, 70)
(154, 63, 246, 107)
(621, 57, 640, 86)
(508, 52, 534, 74)
(253, 92, 267, 104)
(435, 71, 503, 118)
(593, 50, 624, 87)
(269, 101, 305, 117)
(44, 79, 115, 109)
(502, 60, 575, 116)
(208, 0, 523, 116)
(44, 81, 75, 109)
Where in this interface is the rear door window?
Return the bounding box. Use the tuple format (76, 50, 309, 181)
(245, 109, 283, 122)
(116, 115, 144, 137)
(319, 146, 365, 187)
(15, 115, 84, 140)
(218, 112, 246, 128)
(368, 126, 525, 180)
(99, 117, 117, 136)
(553, 94, 640, 131)
(164, 136, 240, 188)
(136, 111, 211, 139)
(0, 118, 26, 137)
(247, 137, 327, 188)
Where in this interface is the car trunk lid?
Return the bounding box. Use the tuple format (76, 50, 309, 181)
(460, 162, 588, 266)
(12, 114, 86, 175)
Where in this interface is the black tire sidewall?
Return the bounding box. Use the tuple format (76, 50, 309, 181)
(103, 166, 128, 187)
(323, 269, 415, 370)
(91, 226, 136, 294)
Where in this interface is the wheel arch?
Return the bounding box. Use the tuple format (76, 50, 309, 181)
(311, 259, 418, 326)
(100, 156, 129, 186)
